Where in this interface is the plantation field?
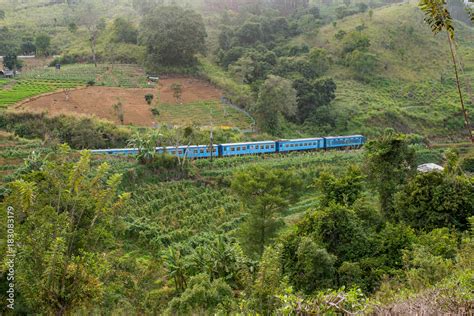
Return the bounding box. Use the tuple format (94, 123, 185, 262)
(0, 79, 81, 108)
(156, 101, 253, 129)
(18, 64, 151, 88)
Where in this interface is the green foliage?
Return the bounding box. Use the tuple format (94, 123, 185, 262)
(231, 165, 302, 258)
(140, 6, 207, 68)
(0, 147, 129, 314)
(346, 50, 378, 81)
(317, 165, 365, 207)
(0, 112, 131, 149)
(34, 34, 51, 56)
(165, 274, 234, 314)
(364, 129, 416, 216)
(395, 171, 474, 231)
(250, 246, 283, 314)
(111, 17, 138, 44)
(295, 237, 337, 293)
(255, 75, 297, 134)
(144, 93, 154, 105)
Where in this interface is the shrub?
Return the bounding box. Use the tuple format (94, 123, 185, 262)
(151, 107, 160, 116)
(0, 112, 131, 149)
(461, 154, 474, 173)
(145, 93, 154, 105)
(87, 80, 96, 86)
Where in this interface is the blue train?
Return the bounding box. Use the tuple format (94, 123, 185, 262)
(91, 135, 365, 159)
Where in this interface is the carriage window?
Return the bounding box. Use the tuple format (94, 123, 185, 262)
(265, 145, 269, 149)
(270, 145, 274, 149)
(243, 146, 247, 150)
(194, 150, 198, 154)
(200, 149, 204, 153)
(231, 147, 235, 152)
(259, 145, 264, 149)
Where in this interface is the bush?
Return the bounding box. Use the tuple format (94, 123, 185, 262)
(151, 107, 160, 116)
(48, 54, 79, 67)
(461, 154, 474, 173)
(145, 93, 154, 105)
(87, 80, 96, 86)
(0, 112, 131, 149)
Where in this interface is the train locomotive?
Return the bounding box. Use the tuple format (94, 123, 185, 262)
(90, 135, 365, 158)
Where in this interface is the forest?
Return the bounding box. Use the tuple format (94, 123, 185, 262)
(0, 0, 473, 314)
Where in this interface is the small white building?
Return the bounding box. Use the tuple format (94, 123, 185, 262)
(417, 163, 444, 173)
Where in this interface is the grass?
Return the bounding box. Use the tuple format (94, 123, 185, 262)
(155, 100, 253, 129)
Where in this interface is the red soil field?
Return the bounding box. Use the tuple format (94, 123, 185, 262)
(14, 77, 224, 126)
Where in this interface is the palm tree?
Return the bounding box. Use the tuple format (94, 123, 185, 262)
(419, 0, 473, 143)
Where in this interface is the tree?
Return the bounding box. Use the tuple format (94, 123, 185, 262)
(395, 171, 474, 231)
(308, 48, 331, 76)
(236, 22, 264, 46)
(341, 32, 370, 55)
(140, 6, 207, 68)
(111, 17, 138, 44)
(231, 166, 302, 258)
(35, 34, 51, 57)
(364, 130, 416, 216)
(3, 54, 21, 73)
(317, 165, 365, 207)
(72, 0, 106, 67)
(293, 77, 336, 123)
(254, 75, 297, 134)
(20, 37, 36, 55)
(345, 49, 377, 81)
(294, 237, 336, 293)
(0, 146, 129, 315)
(419, 0, 473, 142)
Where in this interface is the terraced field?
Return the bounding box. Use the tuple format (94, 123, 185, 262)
(0, 64, 152, 108)
(0, 79, 81, 108)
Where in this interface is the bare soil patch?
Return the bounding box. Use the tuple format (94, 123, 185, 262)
(14, 77, 224, 127)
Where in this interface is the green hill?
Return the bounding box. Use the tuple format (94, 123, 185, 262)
(291, 1, 474, 141)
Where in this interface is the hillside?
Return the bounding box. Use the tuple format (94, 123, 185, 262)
(292, 1, 474, 140)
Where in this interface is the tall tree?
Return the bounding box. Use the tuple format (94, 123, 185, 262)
(254, 75, 297, 134)
(231, 166, 302, 258)
(419, 0, 473, 142)
(71, 0, 106, 67)
(140, 6, 207, 68)
(35, 34, 51, 57)
(364, 130, 416, 216)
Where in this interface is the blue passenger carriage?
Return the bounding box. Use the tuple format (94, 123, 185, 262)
(219, 141, 276, 157)
(324, 135, 365, 149)
(90, 148, 139, 155)
(161, 145, 219, 159)
(277, 138, 325, 153)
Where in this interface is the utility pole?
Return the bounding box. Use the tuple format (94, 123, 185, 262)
(210, 108, 214, 163)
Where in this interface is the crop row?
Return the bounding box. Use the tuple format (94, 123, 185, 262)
(0, 79, 82, 107)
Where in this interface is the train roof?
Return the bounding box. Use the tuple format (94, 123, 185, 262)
(324, 135, 364, 139)
(219, 141, 276, 146)
(162, 145, 217, 150)
(90, 148, 139, 152)
(278, 137, 324, 142)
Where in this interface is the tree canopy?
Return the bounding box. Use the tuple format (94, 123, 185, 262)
(140, 6, 207, 68)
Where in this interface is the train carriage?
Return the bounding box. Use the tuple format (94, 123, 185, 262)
(219, 141, 276, 157)
(277, 138, 325, 153)
(324, 135, 365, 149)
(91, 148, 139, 155)
(161, 145, 219, 159)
